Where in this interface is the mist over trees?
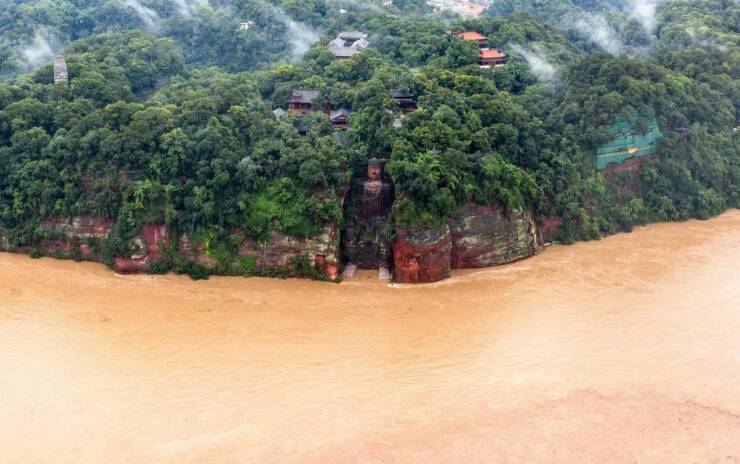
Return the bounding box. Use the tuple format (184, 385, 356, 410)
(0, 0, 737, 269)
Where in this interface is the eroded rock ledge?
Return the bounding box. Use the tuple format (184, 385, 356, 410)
(393, 204, 543, 284)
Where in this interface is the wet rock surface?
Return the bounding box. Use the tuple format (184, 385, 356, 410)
(539, 216, 563, 244)
(392, 205, 542, 284)
(40, 216, 114, 240)
(448, 204, 541, 269)
(7, 200, 545, 284)
(35, 215, 114, 259)
(113, 224, 171, 273)
(393, 225, 452, 284)
(239, 227, 341, 279)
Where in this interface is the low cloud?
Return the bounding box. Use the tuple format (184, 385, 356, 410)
(628, 0, 662, 34)
(272, 8, 320, 60)
(686, 28, 728, 52)
(574, 14, 624, 55)
(22, 31, 54, 69)
(172, 0, 210, 17)
(510, 44, 559, 83)
(119, 0, 160, 28)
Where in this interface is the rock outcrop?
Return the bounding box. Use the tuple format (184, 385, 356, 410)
(239, 226, 341, 280)
(449, 204, 541, 269)
(40, 216, 113, 240)
(393, 225, 452, 284)
(539, 216, 563, 244)
(113, 224, 170, 274)
(37, 215, 114, 259)
(174, 223, 341, 280)
(392, 205, 542, 284)
(176, 233, 217, 269)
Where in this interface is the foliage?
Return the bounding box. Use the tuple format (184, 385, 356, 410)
(0, 0, 736, 269)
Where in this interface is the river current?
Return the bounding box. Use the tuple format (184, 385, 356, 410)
(1, 211, 739, 463)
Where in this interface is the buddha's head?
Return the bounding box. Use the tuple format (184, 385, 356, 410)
(367, 158, 382, 180)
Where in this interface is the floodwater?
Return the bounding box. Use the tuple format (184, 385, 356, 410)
(1, 211, 739, 464)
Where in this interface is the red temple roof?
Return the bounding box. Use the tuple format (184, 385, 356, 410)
(459, 31, 487, 41)
(480, 48, 506, 59)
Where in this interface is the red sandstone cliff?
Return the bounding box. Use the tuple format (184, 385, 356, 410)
(113, 224, 171, 274)
(176, 226, 341, 280)
(449, 204, 541, 269)
(37, 215, 114, 259)
(393, 205, 542, 284)
(393, 226, 452, 284)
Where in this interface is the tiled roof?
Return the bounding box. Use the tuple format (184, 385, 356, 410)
(390, 89, 412, 99)
(338, 31, 367, 40)
(290, 90, 320, 102)
(459, 31, 487, 41)
(331, 47, 361, 58)
(480, 48, 506, 59)
(329, 108, 351, 120)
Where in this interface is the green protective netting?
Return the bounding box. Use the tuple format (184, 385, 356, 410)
(596, 114, 662, 170)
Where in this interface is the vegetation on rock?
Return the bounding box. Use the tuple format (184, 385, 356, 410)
(0, 0, 737, 277)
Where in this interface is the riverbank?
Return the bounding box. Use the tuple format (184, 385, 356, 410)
(1, 210, 739, 463)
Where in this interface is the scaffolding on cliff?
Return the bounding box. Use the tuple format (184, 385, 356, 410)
(53, 55, 68, 85)
(596, 114, 662, 170)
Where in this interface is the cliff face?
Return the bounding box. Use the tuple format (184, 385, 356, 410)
(393, 226, 452, 284)
(449, 204, 541, 269)
(393, 205, 542, 284)
(38, 215, 114, 259)
(175, 225, 341, 280)
(238, 226, 341, 280)
(539, 216, 563, 244)
(604, 154, 651, 202)
(7, 202, 543, 284)
(17, 212, 340, 279)
(0, 230, 8, 251)
(113, 224, 171, 273)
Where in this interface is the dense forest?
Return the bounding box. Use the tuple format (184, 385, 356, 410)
(0, 0, 737, 278)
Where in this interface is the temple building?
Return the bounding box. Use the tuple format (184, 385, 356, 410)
(459, 31, 508, 68)
(479, 48, 507, 67)
(390, 89, 417, 114)
(53, 55, 68, 85)
(288, 89, 320, 113)
(459, 31, 487, 48)
(329, 108, 351, 129)
(328, 32, 369, 59)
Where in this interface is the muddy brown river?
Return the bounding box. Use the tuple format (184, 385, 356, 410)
(1, 211, 739, 463)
